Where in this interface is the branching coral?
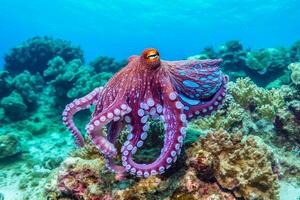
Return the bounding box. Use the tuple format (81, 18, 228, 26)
(229, 77, 285, 119)
(4, 36, 84, 74)
(186, 130, 279, 200)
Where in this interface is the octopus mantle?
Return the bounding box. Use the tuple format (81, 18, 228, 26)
(62, 48, 228, 178)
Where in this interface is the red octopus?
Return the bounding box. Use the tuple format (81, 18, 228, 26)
(62, 48, 228, 178)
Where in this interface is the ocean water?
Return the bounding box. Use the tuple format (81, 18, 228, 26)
(1, 1, 300, 200)
(0, 0, 300, 66)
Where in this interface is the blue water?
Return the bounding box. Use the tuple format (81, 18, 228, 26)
(0, 0, 300, 68)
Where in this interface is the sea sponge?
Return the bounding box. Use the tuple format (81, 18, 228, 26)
(288, 62, 300, 85)
(4, 36, 84, 74)
(186, 130, 279, 200)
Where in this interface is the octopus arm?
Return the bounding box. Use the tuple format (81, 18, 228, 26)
(85, 101, 132, 157)
(62, 87, 103, 147)
(119, 77, 187, 178)
(165, 59, 227, 120)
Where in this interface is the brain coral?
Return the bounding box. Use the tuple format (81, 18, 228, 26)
(186, 130, 279, 200)
(4, 36, 84, 74)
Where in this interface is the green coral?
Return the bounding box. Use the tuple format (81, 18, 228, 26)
(0, 91, 27, 120)
(4, 36, 84, 74)
(89, 56, 126, 73)
(290, 40, 300, 62)
(68, 72, 113, 99)
(0, 71, 13, 98)
(12, 71, 43, 110)
(246, 48, 290, 73)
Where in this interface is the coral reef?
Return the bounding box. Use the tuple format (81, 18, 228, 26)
(1, 37, 300, 199)
(4, 36, 84, 74)
(45, 130, 279, 200)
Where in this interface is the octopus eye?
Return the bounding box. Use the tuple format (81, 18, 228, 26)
(141, 48, 161, 68)
(146, 50, 159, 61)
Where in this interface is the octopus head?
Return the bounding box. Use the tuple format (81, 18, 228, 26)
(140, 48, 161, 69)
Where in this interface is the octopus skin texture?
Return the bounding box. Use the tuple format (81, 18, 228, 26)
(62, 48, 228, 178)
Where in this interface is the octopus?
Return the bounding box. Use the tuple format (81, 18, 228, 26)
(62, 48, 228, 178)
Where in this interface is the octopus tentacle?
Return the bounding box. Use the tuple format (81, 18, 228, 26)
(62, 87, 103, 147)
(105, 121, 126, 174)
(86, 102, 132, 157)
(121, 89, 186, 178)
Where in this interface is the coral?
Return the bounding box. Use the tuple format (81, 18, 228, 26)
(11, 70, 43, 110)
(193, 96, 248, 131)
(186, 130, 279, 200)
(89, 56, 126, 73)
(0, 134, 22, 159)
(246, 48, 290, 74)
(0, 70, 43, 120)
(49, 156, 114, 200)
(290, 40, 300, 62)
(229, 77, 285, 119)
(0, 70, 13, 98)
(274, 103, 300, 145)
(44, 56, 87, 107)
(58, 158, 110, 200)
(219, 40, 247, 71)
(4, 36, 84, 74)
(44, 56, 113, 108)
(170, 169, 235, 200)
(288, 62, 300, 85)
(0, 91, 28, 120)
(67, 72, 113, 99)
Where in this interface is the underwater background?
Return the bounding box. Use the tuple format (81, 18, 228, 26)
(0, 0, 300, 200)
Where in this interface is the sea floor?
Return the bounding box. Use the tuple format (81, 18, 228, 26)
(0, 127, 300, 199)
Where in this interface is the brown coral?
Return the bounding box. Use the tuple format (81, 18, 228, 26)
(186, 130, 279, 200)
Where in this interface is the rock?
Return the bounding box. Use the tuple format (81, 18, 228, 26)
(0, 134, 22, 159)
